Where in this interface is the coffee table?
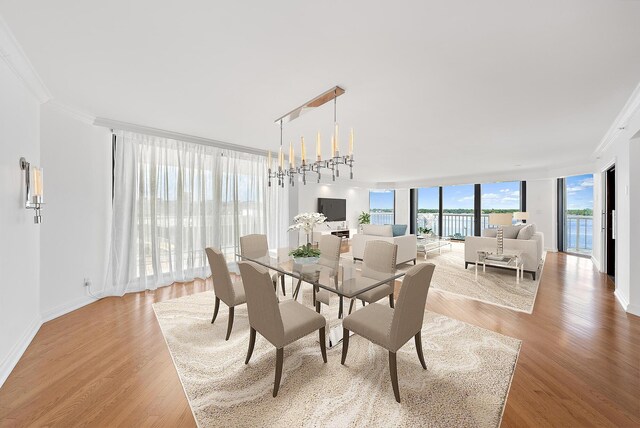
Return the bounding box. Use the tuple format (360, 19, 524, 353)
(475, 251, 523, 284)
(417, 236, 452, 260)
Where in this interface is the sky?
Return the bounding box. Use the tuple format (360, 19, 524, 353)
(417, 181, 521, 210)
(370, 190, 394, 209)
(565, 174, 594, 210)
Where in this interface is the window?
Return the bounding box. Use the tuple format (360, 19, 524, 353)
(369, 190, 395, 225)
(417, 187, 439, 235)
(562, 174, 594, 255)
(442, 184, 475, 239)
(481, 181, 521, 229)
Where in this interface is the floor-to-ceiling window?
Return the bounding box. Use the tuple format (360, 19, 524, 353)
(562, 174, 594, 255)
(481, 181, 521, 229)
(442, 184, 475, 239)
(369, 190, 395, 225)
(417, 187, 439, 235)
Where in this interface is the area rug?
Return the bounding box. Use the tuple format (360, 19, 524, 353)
(344, 243, 543, 313)
(153, 290, 521, 428)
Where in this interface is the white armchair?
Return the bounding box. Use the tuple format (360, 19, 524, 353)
(352, 225, 417, 266)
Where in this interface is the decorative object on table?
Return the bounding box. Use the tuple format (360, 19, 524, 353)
(488, 213, 514, 255)
(288, 212, 327, 246)
(19, 157, 44, 224)
(417, 226, 432, 237)
(513, 211, 529, 224)
(267, 86, 355, 187)
(288, 245, 321, 265)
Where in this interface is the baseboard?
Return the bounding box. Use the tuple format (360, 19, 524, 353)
(544, 247, 558, 252)
(614, 289, 629, 311)
(40, 294, 101, 323)
(0, 315, 42, 388)
(626, 303, 640, 317)
(591, 255, 601, 271)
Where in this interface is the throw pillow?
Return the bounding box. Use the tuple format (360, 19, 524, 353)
(502, 225, 524, 239)
(391, 224, 407, 236)
(482, 228, 498, 238)
(517, 224, 535, 240)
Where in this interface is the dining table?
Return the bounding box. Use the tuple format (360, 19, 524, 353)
(236, 248, 406, 348)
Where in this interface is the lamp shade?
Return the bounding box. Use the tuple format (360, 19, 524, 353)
(489, 213, 513, 226)
(513, 211, 529, 220)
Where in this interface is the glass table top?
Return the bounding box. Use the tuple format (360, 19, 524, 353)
(236, 249, 406, 299)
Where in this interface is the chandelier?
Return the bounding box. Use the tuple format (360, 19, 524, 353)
(268, 86, 355, 187)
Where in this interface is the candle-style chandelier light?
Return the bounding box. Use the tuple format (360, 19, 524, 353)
(268, 86, 354, 187)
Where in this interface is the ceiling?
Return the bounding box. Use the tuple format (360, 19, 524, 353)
(2, 0, 640, 184)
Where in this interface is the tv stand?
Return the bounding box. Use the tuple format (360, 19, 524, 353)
(312, 227, 356, 245)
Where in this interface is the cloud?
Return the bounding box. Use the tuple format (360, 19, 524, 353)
(481, 193, 500, 199)
(458, 195, 474, 202)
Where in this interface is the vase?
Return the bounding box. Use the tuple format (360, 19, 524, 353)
(293, 256, 320, 265)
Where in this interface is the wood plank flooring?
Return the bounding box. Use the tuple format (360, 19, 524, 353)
(0, 252, 639, 427)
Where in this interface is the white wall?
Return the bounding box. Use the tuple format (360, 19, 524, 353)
(0, 59, 41, 385)
(526, 178, 557, 251)
(595, 103, 640, 316)
(39, 104, 111, 319)
(296, 180, 370, 232)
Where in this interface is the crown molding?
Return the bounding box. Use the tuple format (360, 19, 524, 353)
(592, 82, 640, 158)
(46, 101, 95, 125)
(0, 15, 51, 104)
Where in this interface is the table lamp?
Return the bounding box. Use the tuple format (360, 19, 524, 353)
(513, 211, 529, 224)
(489, 213, 513, 255)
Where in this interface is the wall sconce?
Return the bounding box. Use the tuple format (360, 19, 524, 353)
(19, 157, 44, 224)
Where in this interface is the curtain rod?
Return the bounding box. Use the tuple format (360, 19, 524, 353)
(93, 117, 269, 157)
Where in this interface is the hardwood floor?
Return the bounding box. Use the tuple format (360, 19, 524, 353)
(1, 252, 639, 427)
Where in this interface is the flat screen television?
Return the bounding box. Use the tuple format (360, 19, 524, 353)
(317, 198, 346, 222)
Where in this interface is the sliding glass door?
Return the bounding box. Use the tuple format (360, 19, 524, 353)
(369, 190, 395, 225)
(417, 187, 439, 235)
(481, 181, 521, 228)
(442, 184, 475, 239)
(562, 174, 594, 255)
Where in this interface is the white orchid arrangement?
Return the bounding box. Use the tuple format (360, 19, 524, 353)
(288, 212, 327, 234)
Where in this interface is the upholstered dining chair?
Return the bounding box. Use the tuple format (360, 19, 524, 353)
(238, 261, 327, 397)
(348, 240, 398, 314)
(240, 234, 286, 295)
(341, 263, 435, 402)
(313, 234, 345, 316)
(205, 247, 247, 340)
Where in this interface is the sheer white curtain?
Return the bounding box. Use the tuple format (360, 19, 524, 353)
(105, 131, 288, 295)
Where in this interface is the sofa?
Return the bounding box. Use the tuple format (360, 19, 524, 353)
(464, 223, 544, 279)
(352, 224, 417, 266)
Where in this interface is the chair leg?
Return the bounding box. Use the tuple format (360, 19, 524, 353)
(280, 274, 286, 296)
(348, 299, 355, 315)
(389, 351, 401, 403)
(273, 347, 284, 397)
(211, 297, 220, 324)
(362, 300, 365, 307)
(415, 332, 427, 369)
(341, 328, 350, 365)
(319, 327, 327, 363)
(338, 297, 343, 319)
(245, 327, 256, 364)
(389, 293, 395, 308)
(225, 306, 235, 340)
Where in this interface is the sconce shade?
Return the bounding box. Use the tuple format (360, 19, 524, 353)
(489, 213, 513, 226)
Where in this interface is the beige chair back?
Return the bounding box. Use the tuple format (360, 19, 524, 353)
(205, 247, 236, 306)
(240, 234, 269, 259)
(238, 261, 285, 346)
(362, 240, 397, 281)
(318, 234, 342, 272)
(389, 263, 435, 351)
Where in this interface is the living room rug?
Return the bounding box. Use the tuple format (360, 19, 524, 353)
(344, 243, 543, 313)
(153, 290, 521, 428)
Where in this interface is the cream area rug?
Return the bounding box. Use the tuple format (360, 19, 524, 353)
(345, 243, 543, 313)
(153, 290, 521, 428)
